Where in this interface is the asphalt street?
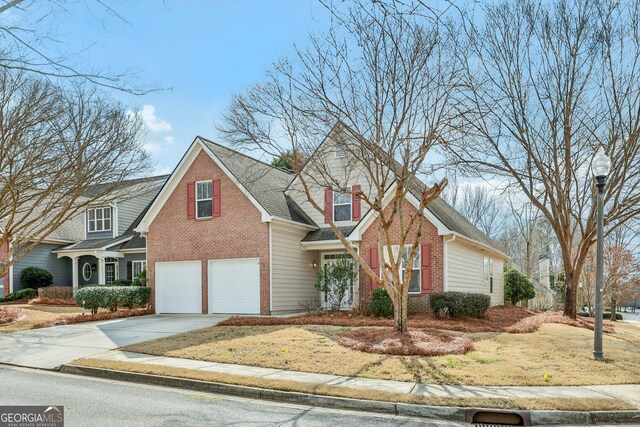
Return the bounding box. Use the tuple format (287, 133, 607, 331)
(0, 365, 464, 427)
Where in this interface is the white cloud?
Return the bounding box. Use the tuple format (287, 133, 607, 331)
(143, 142, 163, 154)
(163, 135, 175, 144)
(139, 105, 172, 132)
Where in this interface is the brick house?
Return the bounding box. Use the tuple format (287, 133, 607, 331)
(134, 127, 508, 315)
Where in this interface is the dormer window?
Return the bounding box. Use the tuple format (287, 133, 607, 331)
(333, 187, 352, 221)
(87, 207, 111, 232)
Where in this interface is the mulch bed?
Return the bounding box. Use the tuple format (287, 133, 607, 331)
(218, 305, 615, 334)
(33, 307, 151, 328)
(28, 297, 77, 306)
(338, 327, 474, 356)
(0, 306, 23, 325)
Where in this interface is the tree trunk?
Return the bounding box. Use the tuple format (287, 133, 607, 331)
(563, 273, 578, 319)
(611, 299, 617, 322)
(393, 289, 408, 333)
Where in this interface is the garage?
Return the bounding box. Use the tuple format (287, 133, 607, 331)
(155, 261, 202, 314)
(208, 258, 260, 314)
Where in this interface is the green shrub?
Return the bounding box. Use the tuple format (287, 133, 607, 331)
(578, 311, 590, 317)
(20, 267, 53, 289)
(504, 268, 535, 305)
(0, 288, 37, 302)
(315, 257, 356, 311)
(429, 292, 491, 319)
(369, 287, 393, 317)
(604, 312, 623, 320)
(112, 279, 133, 286)
(75, 286, 151, 314)
(132, 269, 147, 287)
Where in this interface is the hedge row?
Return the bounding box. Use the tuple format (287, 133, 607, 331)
(0, 288, 37, 303)
(75, 286, 151, 314)
(579, 311, 624, 320)
(429, 291, 491, 319)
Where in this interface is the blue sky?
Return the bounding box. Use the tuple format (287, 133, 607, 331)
(55, 1, 331, 175)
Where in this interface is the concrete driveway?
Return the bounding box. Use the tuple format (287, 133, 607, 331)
(0, 314, 228, 369)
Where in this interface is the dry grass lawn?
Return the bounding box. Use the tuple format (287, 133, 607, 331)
(72, 358, 634, 411)
(0, 304, 86, 334)
(122, 322, 640, 386)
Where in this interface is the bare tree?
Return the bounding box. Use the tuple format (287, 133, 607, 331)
(443, 184, 505, 238)
(0, 0, 156, 94)
(219, 1, 459, 332)
(452, 0, 640, 318)
(0, 70, 150, 277)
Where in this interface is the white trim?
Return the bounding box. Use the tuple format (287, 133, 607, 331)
(87, 206, 112, 233)
(8, 240, 13, 293)
(82, 262, 92, 281)
(119, 248, 146, 254)
(83, 211, 87, 240)
(443, 234, 456, 292)
(301, 240, 359, 251)
(268, 222, 273, 312)
(72, 257, 79, 290)
(111, 203, 118, 238)
(136, 138, 273, 233)
(450, 232, 509, 260)
(332, 186, 353, 222)
(53, 235, 133, 255)
(132, 260, 147, 278)
(195, 179, 213, 219)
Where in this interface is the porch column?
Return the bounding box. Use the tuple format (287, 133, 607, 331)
(71, 257, 79, 290)
(97, 257, 106, 285)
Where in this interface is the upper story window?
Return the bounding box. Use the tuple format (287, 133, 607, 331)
(335, 147, 349, 158)
(87, 207, 111, 232)
(196, 180, 213, 219)
(333, 187, 352, 221)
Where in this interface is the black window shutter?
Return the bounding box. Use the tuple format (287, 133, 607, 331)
(126, 261, 132, 280)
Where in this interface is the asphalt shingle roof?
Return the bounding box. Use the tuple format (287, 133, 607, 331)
(302, 226, 355, 242)
(54, 235, 131, 251)
(200, 137, 316, 227)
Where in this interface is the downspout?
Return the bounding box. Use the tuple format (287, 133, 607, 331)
(268, 222, 273, 314)
(443, 234, 456, 292)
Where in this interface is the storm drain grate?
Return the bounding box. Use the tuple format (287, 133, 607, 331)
(466, 409, 531, 426)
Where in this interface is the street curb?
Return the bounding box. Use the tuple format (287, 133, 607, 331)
(60, 364, 640, 425)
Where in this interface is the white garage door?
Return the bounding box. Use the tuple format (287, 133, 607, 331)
(208, 258, 260, 314)
(155, 261, 202, 314)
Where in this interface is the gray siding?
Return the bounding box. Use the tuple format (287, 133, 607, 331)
(13, 244, 72, 291)
(78, 256, 99, 286)
(86, 206, 114, 240)
(117, 190, 159, 235)
(120, 252, 147, 281)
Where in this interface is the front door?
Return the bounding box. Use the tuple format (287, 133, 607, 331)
(104, 258, 118, 285)
(320, 253, 356, 310)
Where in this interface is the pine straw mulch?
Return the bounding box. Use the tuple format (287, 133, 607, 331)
(33, 307, 151, 328)
(338, 327, 474, 356)
(28, 297, 77, 306)
(219, 305, 616, 334)
(0, 306, 24, 325)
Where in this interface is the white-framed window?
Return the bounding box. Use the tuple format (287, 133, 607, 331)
(104, 257, 118, 285)
(483, 256, 491, 282)
(335, 147, 348, 158)
(82, 263, 92, 281)
(196, 180, 213, 219)
(132, 260, 147, 278)
(87, 207, 111, 232)
(384, 245, 421, 294)
(333, 187, 352, 221)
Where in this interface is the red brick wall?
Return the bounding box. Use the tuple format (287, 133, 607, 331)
(1, 240, 9, 296)
(358, 199, 444, 313)
(146, 149, 271, 314)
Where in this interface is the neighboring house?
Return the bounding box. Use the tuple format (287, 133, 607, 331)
(134, 126, 508, 315)
(1, 175, 168, 295)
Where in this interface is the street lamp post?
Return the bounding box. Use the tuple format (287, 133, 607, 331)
(591, 147, 611, 361)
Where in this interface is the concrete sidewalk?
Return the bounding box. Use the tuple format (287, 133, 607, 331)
(87, 350, 640, 409)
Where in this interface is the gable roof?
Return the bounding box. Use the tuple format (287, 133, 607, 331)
(199, 137, 316, 226)
(85, 174, 170, 199)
